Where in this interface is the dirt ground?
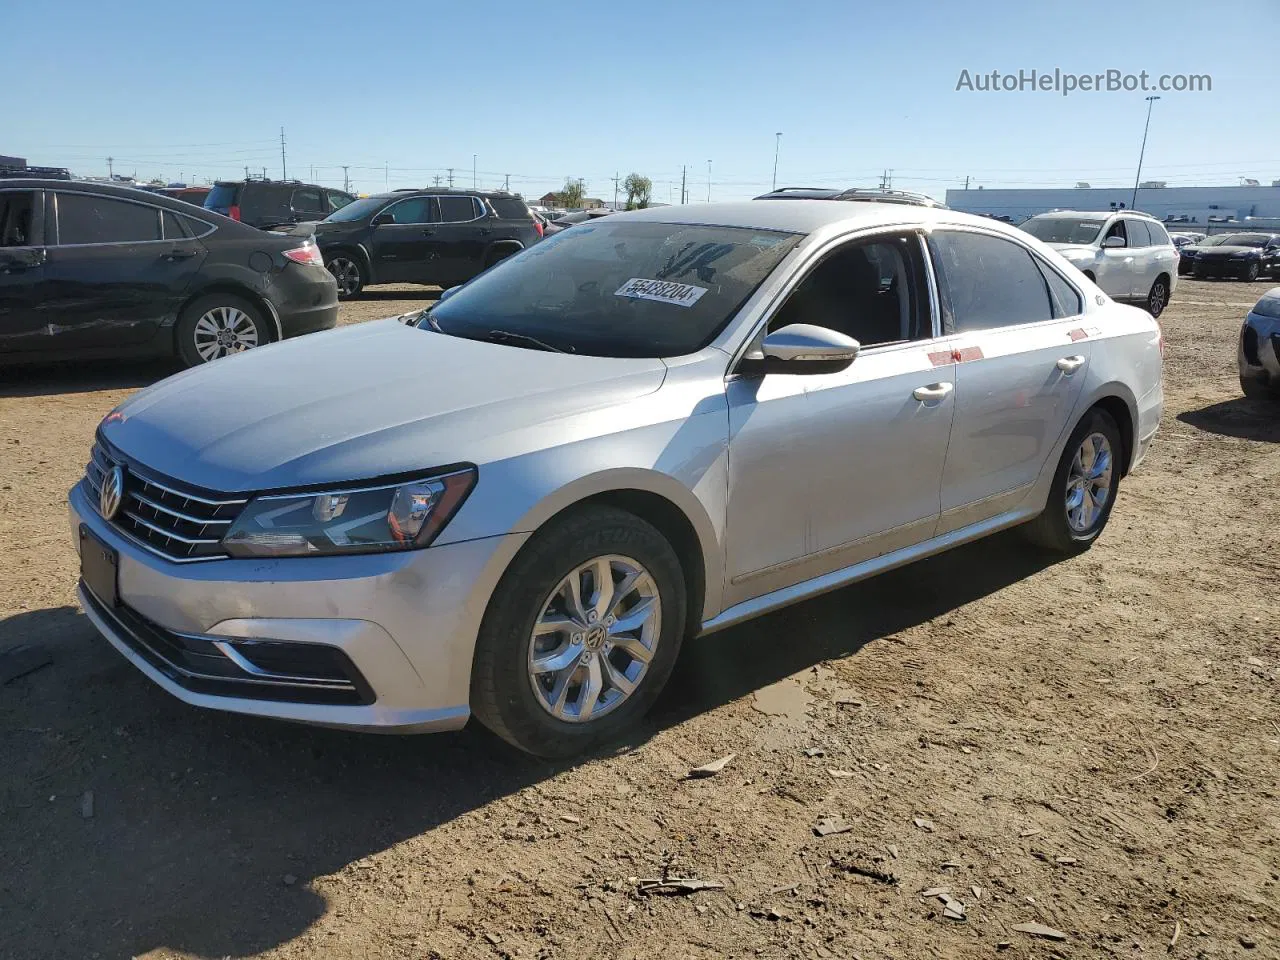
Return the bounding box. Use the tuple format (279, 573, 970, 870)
(1, 279, 1277, 960)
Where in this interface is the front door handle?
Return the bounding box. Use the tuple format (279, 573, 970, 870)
(163, 248, 198, 261)
(421, 229, 435, 236)
(1056, 355, 1086, 374)
(913, 382, 954, 402)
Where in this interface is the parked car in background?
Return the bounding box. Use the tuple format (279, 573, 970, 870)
(313, 188, 542, 298)
(1184, 232, 1280, 281)
(1178, 234, 1225, 275)
(1239, 287, 1280, 402)
(0, 179, 337, 367)
(1020, 210, 1178, 317)
(161, 185, 210, 208)
(71, 199, 1161, 757)
(550, 209, 613, 230)
(1169, 231, 1205, 248)
(203, 179, 355, 231)
(755, 186, 945, 207)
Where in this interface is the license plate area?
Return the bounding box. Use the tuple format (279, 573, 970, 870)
(79, 524, 119, 607)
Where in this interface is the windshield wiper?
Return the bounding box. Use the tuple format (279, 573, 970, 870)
(485, 329, 573, 354)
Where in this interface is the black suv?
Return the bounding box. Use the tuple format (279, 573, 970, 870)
(312, 189, 542, 298)
(204, 179, 355, 231)
(0, 179, 338, 367)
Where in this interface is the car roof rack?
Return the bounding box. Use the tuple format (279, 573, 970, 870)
(0, 164, 72, 180)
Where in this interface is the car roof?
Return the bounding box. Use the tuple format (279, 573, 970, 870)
(607, 199, 1011, 237)
(364, 188, 526, 201)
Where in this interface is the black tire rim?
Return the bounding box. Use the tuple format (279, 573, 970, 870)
(327, 257, 362, 296)
(1246, 263, 1259, 281)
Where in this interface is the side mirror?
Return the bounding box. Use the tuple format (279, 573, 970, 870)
(742, 323, 860, 375)
(372, 212, 395, 226)
(1102, 235, 1126, 249)
(437, 285, 462, 304)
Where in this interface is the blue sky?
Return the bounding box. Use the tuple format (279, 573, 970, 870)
(7, 0, 1277, 202)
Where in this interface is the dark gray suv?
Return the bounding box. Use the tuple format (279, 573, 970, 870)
(313, 189, 543, 298)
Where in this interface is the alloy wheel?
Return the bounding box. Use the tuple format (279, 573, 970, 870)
(1065, 432, 1113, 533)
(527, 554, 661, 723)
(1148, 280, 1168, 317)
(191, 306, 260, 362)
(327, 257, 361, 296)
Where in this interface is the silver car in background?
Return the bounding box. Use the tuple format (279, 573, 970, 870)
(70, 200, 1163, 757)
(1021, 209, 1179, 318)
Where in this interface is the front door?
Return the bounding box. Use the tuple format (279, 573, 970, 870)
(369, 195, 436, 283)
(1098, 218, 1137, 298)
(0, 188, 52, 355)
(928, 228, 1092, 533)
(43, 190, 203, 351)
(723, 231, 956, 606)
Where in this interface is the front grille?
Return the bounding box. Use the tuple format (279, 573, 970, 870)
(84, 441, 246, 562)
(81, 586, 375, 706)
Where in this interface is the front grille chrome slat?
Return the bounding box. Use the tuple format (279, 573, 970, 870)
(84, 442, 246, 562)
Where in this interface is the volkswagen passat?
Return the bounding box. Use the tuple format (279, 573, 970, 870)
(70, 201, 1163, 757)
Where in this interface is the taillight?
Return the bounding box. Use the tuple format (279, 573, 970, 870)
(283, 243, 324, 266)
(228, 204, 241, 221)
(534, 219, 544, 238)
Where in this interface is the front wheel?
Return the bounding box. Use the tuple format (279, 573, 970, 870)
(175, 294, 270, 367)
(1146, 277, 1169, 317)
(470, 505, 687, 758)
(1244, 262, 1260, 282)
(326, 254, 366, 299)
(1022, 409, 1123, 554)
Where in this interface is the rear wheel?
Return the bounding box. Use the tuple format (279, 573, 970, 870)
(470, 505, 687, 758)
(326, 254, 366, 298)
(1146, 276, 1169, 317)
(1023, 409, 1123, 554)
(175, 294, 270, 367)
(482, 245, 521, 270)
(1241, 375, 1278, 404)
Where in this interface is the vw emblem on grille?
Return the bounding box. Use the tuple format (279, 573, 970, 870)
(100, 465, 126, 521)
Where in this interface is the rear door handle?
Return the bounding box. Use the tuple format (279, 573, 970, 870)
(913, 382, 954, 402)
(1056, 355, 1086, 374)
(421, 229, 435, 236)
(163, 248, 198, 261)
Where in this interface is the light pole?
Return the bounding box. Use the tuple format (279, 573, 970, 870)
(1131, 95, 1160, 211)
(472, 154, 477, 189)
(706, 160, 712, 202)
(772, 132, 782, 191)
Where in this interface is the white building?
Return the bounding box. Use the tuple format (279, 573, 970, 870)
(945, 184, 1280, 226)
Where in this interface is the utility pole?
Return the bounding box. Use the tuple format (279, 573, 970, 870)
(772, 132, 782, 190)
(433, 175, 441, 187)
(280, 126, 287, 180)
(681, 165, 687, 205)
(1132, 95, 1161, 212)
(504, 173, 510, 191)
(245, 165, 250, 179)
(447, 168, 454, 188)
(472, 154, 477, 189)
(706, 160, 712, 202)
(612, 172, 620, 210)
(385, 161, 389, 190)
(342, 165, 350, 192)
(262, 167, 267, 181)
(106, 156, 114, 178)
(964, 175, 970, 190)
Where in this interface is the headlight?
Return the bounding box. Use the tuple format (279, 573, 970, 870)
(222, 468, 476, 558)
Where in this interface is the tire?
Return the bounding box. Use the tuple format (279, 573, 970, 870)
(470, 505, 688, 758)
(1022, 409, 1123, 554)
(1241, 375, 1278, 404)
(175, 293, 271, 368)
(326, 253, 366, 299)
(1145, 276, 1169, 318)
(1244, 262, 1260, 282)
(483, 245, 521, 270)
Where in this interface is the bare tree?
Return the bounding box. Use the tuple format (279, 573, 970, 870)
(623, 173, 652, 210)
(560, 177, 587, 209)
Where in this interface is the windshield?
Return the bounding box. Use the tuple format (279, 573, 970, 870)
(1020, 217, 1105, 245)
(423, 220, 802, 357)
(1198, 235, 1228, 247)
(323, 196, 387, 223)
(203, 183, 239, 211)
(1217, 233, 1268, 247)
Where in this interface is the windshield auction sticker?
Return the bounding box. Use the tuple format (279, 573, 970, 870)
(615, 278, 709, 307)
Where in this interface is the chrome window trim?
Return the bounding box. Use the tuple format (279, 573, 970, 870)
(50, 188, 216, 246)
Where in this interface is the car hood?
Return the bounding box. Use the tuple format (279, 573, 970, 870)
(1045, 243, 1098, 257)
(101, 319, 668, 492)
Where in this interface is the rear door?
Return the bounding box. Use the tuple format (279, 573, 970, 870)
(1124, 218, 1154, 298)
(369, 195, 436, 283)
(929, 228, 1091, 534)
(0, 188, 53, 355)
(43, 191, 205, 350)
(425, 195, 489, 284)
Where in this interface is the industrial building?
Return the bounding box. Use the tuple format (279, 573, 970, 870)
(945, 183, 1280, 227)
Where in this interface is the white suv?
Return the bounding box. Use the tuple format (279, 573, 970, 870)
(1021, 211, 1179, 317)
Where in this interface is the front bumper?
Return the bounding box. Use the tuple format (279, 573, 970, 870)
(69, 480, 528, 732)
(1194, 259, 1258, 279)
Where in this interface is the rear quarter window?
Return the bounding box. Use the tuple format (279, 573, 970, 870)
(490, 197, 532, 220)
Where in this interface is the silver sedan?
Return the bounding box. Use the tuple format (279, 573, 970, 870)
(70, 200, 1163, 757)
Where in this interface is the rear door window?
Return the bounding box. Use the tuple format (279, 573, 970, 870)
(1126, 219, 1152, 248)
(930, 230, 1055, 332)
(162, 210, 191, 239)
(290, 187, 325, 216)
(56, 193, 162, 244)
(1034, 259, 1083, 318)
(437, 195, 480, 222)
(1146, 221, 1171, 246)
